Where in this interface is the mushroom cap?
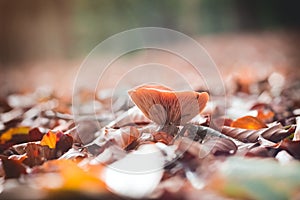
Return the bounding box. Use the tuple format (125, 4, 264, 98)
(128, 85, 209, 125)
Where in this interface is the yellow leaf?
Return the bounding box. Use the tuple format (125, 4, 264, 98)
(40, 131, 57, 148)
(37, 160, 107, 193)
(0, 127, 30, 144)
(231, 116, 267, 130)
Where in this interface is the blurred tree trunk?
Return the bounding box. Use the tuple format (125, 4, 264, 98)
(0, 0, 72, 66)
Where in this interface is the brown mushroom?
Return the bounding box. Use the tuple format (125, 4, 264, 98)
(128, 84, 209, 126)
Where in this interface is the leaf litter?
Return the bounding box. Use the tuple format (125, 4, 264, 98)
(0, 73, 299, 200)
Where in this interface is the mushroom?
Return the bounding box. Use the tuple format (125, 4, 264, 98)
(128, 84, 209, 126)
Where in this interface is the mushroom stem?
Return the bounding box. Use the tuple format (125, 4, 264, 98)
(159, 124, 179, 137)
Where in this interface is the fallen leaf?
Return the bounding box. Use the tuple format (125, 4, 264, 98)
(28, 127, 44, 141)
(251, 103, 275, 122)
(0, 127, 30, 144)
(23, 143, 56, 167)
(222, 123, 293, 143)
(35, 159, 107, 193)
(231, 116, 267, 130)
(0, 155, 27, 179)
(40, 131, 57, 149)
(276, 139, 300, 160)
(256, 109, 275, 122)
(203, 138, 237, 156)
(55, 132, 73, 157)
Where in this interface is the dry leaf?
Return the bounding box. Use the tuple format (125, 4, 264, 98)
(23, 143, 56, 167)
(0, 155, 27, 179)
(231, 116, 267, 130)
(40, 131, 57, 149)
(35, 159, 107, 193)
(276, 139, 300, 160)
(202, 138, 237, 156)
(256, 109, 275, 122)
(222, 123, 293, 143)
(0, 127, 30, 144)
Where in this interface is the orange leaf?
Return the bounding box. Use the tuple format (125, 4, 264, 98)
(36, 160, 107, 193)
(0, 126, 30, 144)
(256, 109, 274, 122)
(40, 131, 57, 148)
(231, 116, 267, 130)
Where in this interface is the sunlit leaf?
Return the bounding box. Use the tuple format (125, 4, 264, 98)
(36, 159, 107, 193)
(40, 131, 57, 149)
(0, 127, 30, 144)
(231, 116, 267, 130)
(256, 110, 274, 122)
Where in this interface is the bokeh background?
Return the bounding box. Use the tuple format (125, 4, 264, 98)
(0, 0, 299, 95)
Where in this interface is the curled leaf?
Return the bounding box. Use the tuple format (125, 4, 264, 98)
(179, 124, 228, 145)
(276, 139, 300, 160)
(221, 123, 293, 143)
(203, 138, 237, 156)
(231, 116, 267, 130)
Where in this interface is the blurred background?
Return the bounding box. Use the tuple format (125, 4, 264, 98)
(0, 0, 299, 94)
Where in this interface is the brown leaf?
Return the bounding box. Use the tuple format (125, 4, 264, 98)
(276, 139, 300, 160)
(0, 127, 43, 152)
(0, 155, 27, 179)
(55, 132, 73, 157)
(221, 123, 293, 143)
(245, 146, 277, 158)
(28, 127, 44, 141)
(128, 84, 209, 125)
(231, 116, 267, 130)
(23, 143, 56, 167)
(203, 138, 237, 156)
